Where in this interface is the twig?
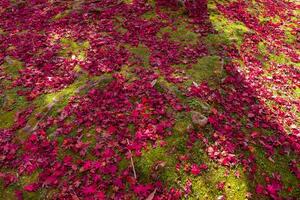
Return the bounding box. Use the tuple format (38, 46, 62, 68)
(145, 189, 157, 200)
(22, 97, 60, 133)
(127, 139, 137, 179)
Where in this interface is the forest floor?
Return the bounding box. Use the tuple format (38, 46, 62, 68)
(0, 0, 299, 199)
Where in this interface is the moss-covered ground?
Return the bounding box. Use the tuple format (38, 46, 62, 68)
(0, 0, 299, 199)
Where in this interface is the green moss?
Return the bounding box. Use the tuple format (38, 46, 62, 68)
(284, 29, 297, 44)
(33, 74, 87, 109)
(0, 171, 42, 199)
(204, 33, 231, 53)
(53, 10, 70, 20)
(187, 98, 210, 112)
(60, 38, 90, 61)
(119, 65, 136, 81)
(20, 75, 88, 138)
(294, 88, 300, 98)
(158, 21, 199, 45)
(0, 184, 16, 199)
(172, 140, 249, 199)
(208, 1, 249, 47)
(123, 0, 133, 4)
(136, 145, 178, 185)
(142, 10, 157, 20)
(268, 53, 295, 66)
(155, 76, 186, 100)
(2, 57, 23, 78)
(225, 171, 249, 200)
(0, 111, 15, 129)
(185, 165, 248, 200)
(21, 171, 46, 199)
(173, 117, 190, 134)
(0, 88, 28, 129)
(19, 171, 40, 186)
(125, 44, 150, 67)
(186, 56, 224, 86)
(254, 148, 300, 197)
(118, 158, 129, 172)
(258, 42, 268, 55)
(167, 117, 190, 153)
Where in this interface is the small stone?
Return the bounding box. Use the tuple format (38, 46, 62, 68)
(151, 79, 157, 87)
(191, 111, 208, 127)
(217, 195, 225, 200)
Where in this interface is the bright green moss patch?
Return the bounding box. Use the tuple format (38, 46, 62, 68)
(167, 117, 190, 153)
(136, 145, 178, 185)
(0, 111, 15, 129)
(60, 38, 90, 60)
(253, 148, 300, 197)
(158, 21, 199, 45)
(155, 76, 187, 100)
(142, 10, 157, 20)
(186, 166, 248, 200)
(33, 75, 87, 111)
(0, 184, 16, 199)
(125, 44, 151, 67)
(123, 0, 133, 4)
(258, 42, 268, 55)
(53, 10, 70, 20)
(0, 88, 28, 129)
(268, 53, 297, 66)
(185, 144, 248, 199)
(0, 171, 41, 199)
(186, 56, 224, 86)
(2, 57, 23, 78)
(284, 28, 297, 44)
(119, 65, 136, 82)
(257, 42, 300, 67)
(187, 98, 210, 112)
(294, 88, 300, 98)
(208, 1, 249, 47)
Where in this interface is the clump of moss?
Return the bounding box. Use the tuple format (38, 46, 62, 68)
(0, 170, 42, 199)
(60, 38, 90, 61)
(0, 88, 28, 129)
(2, 57, 23, 78)
(186, 98, 210, 112)
(284, 29, 297, 44)
(123, 0, 133, 4)
(142, 10, 157, 20)
(136, 145, 178, 185)
(125, 44, 151, 67)
(253, 147, 300, 198)
(52, 10, 70, 20)
(155, 76, 186, 100)
(268, 53, 294, 65)
(208, 1, 249, 47)
(119, 65, 137, 82)
(32, 75, 88, 114)
(294, 88, 300, 98)
(185, 55, 224, 86)
(167, 117, 190, 153)
(158, 21, 199, 45)
(177, 149, 250, 200)
(185, 166, 248, 200)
